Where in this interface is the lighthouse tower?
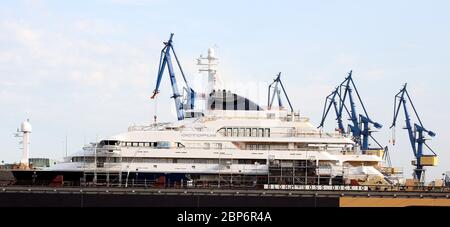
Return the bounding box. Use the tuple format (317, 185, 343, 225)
(19, 119, 32, 167)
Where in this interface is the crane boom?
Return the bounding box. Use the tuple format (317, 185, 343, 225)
(151, 33, 196, 120)
(267, 72, 293, 112)
(318, 70, 382, 153)
(318, 87, 346, 133)
(390, 83, 437, 182)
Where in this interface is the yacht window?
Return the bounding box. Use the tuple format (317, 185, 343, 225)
(156, 141, 172, 149)
(252, 128, 257, 137)
(145, 142, 150, 147)
(258, 129, 264, 137)
(103, 140, 118, 146)
(132, 142, 138, 147)
(233, 128, 238, 137)
(265, 128, 270, 137)
(226, 128, 232, 137)
(204, 143, 210, 149)
(245, 128, 251, 137)
(238, 159, 266, 164)
(239, 128, 245, 137)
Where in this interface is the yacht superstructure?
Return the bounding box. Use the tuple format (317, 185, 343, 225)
(11, 34, 400, 188)
(58, 108, 388, 186)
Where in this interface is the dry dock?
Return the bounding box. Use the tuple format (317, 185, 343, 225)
(1, 186, 449, 207)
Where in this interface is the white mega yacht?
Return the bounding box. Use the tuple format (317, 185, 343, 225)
(12, 35, 399, 188)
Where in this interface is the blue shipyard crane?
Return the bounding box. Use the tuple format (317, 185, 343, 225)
(318, 86, 345, 133)
(151, 33, 196, 120)
(390, 83, 437, 182)
(267, 72, 293, 112)
(318, 71, 383, 153)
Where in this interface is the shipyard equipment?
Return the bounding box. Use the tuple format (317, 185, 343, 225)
(318, 71, 384, 154)
(390, 83, 438, 182)
(267, 72, 293, 112)
(445, 172, 450, 187)
(151, 33, 196, 120)
(13, 119, 32, 169)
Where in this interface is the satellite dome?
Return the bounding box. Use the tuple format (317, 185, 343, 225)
(20, 119, 32, 132)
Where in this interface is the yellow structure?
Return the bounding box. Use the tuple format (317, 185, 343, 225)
(366, 149, 384, 158)
(340, 197, 450, 207)
(420, 155, 438, 166)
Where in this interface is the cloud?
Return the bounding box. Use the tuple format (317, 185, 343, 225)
(69, 70, 105, 86)
(2, 21, 41, 49)
(335, 53, 357, 66)
(74, 18, 122, 35)
(0, 17, 158, 90)
(363, 69, 386, 80)
(106, 0, 160, 6)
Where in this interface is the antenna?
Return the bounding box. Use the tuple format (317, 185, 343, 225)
(197, 46, 220, 93)
(65, 134, 68, 157)
(15, 119, 32, 169)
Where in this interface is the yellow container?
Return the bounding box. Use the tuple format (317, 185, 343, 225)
(405, 178, 418, 187)
(420, 155, 438, 166)
(366, 149, 384, 158)
(390, 167, 402, 174)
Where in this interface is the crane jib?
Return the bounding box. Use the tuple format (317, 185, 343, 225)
(390, 83, 437, 182)
(151, 33, 196, 121)
(318, 71, 382, 152)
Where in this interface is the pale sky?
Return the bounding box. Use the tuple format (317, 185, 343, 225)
(1, 0, 449, 181)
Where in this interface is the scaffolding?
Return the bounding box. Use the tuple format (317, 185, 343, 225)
(267, 159, 343, 186)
